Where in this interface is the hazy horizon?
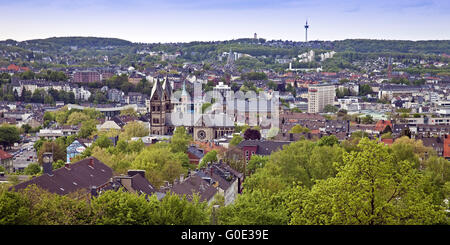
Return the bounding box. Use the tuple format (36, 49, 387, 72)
(2, 35, 450, 44)
(1, 0, 449, 43)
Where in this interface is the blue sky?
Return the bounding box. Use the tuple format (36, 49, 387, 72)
(0, 0, 449, 43)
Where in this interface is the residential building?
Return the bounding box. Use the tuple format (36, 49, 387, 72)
(308, 84, 336, 113)
(0, 149, 13, 173)
(12, 157, 113, 196)
(66, 140, 87, 163)
(73, 71, 101, 83)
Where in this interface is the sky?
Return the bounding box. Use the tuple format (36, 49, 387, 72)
(0, 0, 449, 43)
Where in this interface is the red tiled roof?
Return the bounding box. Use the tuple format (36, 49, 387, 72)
(375, 120, 392, 132)
(381, 138, 394, 145)
(310, 129, 320, 134)
(444, 135, 450, 158)
(7, 64, 20, 71)
(0, 149, 13, 160)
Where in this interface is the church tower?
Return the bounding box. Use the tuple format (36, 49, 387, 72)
(149, 78, 172, 135)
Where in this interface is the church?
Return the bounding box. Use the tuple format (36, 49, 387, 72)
(148, 78, 234, 142)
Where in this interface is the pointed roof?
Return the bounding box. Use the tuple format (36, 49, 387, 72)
(150, 78, 164, 101)
(162, 77, 172, 99)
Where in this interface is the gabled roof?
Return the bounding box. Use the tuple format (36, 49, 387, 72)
(168, 174, 217, 202)
(130, 173, 157, 195)
(375, 120, 392, 132)
(12, 157, 113, 195)
(99, 120, 121, 130)
(162, 77, 172, 99)
(187, 145, 204, 160)
(0, 149, 13, 160)
(150, 79, 164, 101)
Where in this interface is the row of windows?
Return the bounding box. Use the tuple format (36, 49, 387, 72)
(151, 104, 170, 112)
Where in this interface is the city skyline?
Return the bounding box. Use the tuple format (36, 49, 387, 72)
(0, 0, 450, 43)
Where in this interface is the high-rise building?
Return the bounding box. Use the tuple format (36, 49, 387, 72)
(73, 71, 101, 83)
(308, 84, 336, 113)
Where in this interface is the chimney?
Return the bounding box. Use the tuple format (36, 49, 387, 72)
(42, 161, 53, 176)
(180, 174, 184, 183)
(90, 186, 98, 198)
(65, 163, 70, 169)
(289, 133, 294, 141)
(89, 158, 94, 168)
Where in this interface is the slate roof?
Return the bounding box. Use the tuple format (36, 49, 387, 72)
(130, 173, 157, 195)
(12, 157, 113, 195)
(167, 173, 217, 202)
(187, 145, 205, 159)
(150, 79, 164, 101)
(162, 77, 172, 99)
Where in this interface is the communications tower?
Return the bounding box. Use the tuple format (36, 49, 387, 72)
(304, 20, 309, 42)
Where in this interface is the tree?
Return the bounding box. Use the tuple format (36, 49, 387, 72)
(120, 121, 149, 141)
(317, 135, 339, 146)
(90, 189, 155, 225)
(287, 138, 447, 225)
(44, 95, 54, 105)
(131, 144, 185, 187)
(37, 141, 65, 165)
(78, 119, 98, 138)
(199, 150, 217, 169)
(243, 128, 261, 140)
(170, 127, 191, 153)
(390, 136, 430, 169)
(218, 189, 289, 225)
(0, 190, 32, 225)
(120, 108, 138, 117)
(24, 163, 41, 175)
(229, 135, 244, 146)
(359, 84, 373, 96)
(351, 131, 369, 140)
(234, 124, 249, 133)
(66, 112, 90, 126)
(361, 115, 374, 124)
(323, 104, 338, 113)
(93, 135, 113, 149)
(267, 81, 277, 91)
(52, 160, 65, 170)
(247, 155, 269, 175)
(21, 124, 32, 134)
(19, 185, 90, 225)
(289, 125, 310, 134)
(0, 124, 20, 149)
(155, 192, 209, 225)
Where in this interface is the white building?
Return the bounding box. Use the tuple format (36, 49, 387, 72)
(308, 84, 336, 113)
